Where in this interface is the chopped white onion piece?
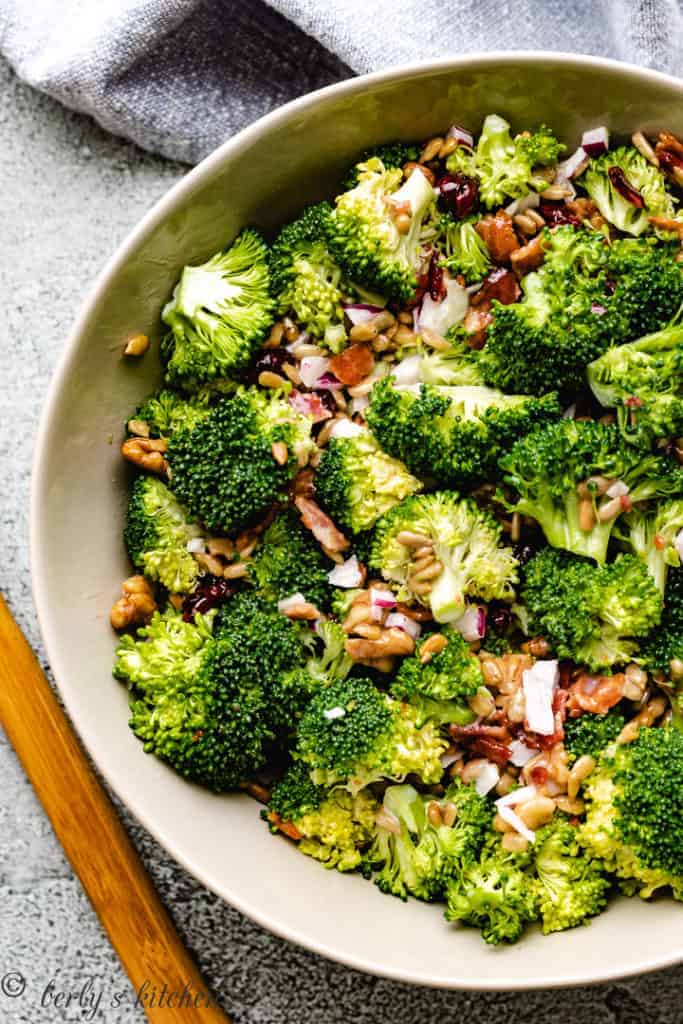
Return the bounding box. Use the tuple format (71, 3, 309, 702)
(348, 393, 370, 416)
(391, 354, 422, 387)
(606, 479, 630, 499)
(581, 126, 610, 157)
(453, 605, 485, 642)
(375, 806, 402, 835)
(440, 750, 461, 769)
(417, 277, 468, 335)
(556, 145, 589, 181)
(562, 403, 577, 420)
(323, 706, 346, 721)
(522, 660, 559, 736)
(447, 124, 474, 148)
(509, 739, 536, 767)
(342, 302, 384, 325)
(385, 612, 422, 640)
(327, 555, 364, 589)
(277, 593, 307, 614)
(186, 538, 206, 553)
(370, 587, 397, 620)
(474, 761, 500, 796)
(497, 805, 536, 844)
(675, 529, 683, 562)
(329, 418, 366, 440)
(496, 784, 537, 808)
(299, 356, 330, 388)
(504, 192, 541, 216)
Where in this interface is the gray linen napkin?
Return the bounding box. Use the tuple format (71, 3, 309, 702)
(1, 0, 682, 163)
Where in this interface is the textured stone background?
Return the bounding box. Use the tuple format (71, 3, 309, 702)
(1, 52, 682, 1024)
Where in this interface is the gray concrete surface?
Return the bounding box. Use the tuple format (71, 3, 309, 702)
(0, 54, 681, 1024)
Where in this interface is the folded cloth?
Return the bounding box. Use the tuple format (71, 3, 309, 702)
(1, 0, 681, 163)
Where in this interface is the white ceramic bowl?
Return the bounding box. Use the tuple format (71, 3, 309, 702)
(31, 52, 683, 989)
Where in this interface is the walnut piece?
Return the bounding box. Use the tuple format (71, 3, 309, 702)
(110, 575, 157, 630)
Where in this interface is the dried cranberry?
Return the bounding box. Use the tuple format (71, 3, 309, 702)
(251, 347, 293, 381)
(658, 148, 683, 172)
(607, 166, 645, 208)
(312, 389, 337, 415)
(539, 201, 581, 227)
(472, 267, 521, 307)
(427, 251, 447, 301)
(182, 575, 234, 621)
(436, 173, 479, 219)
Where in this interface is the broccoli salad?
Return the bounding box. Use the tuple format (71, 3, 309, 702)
(112, 115, 683, 946)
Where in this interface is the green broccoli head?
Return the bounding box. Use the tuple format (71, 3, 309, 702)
(532, 819, 610, 934)
(579, 726, 683, 899)
(305, 620, 353, 686)
(295, 676, 447, 793)
(445, 832, 539, 944)
(580, 146, 676, 236)
(370, 492, 518, 624)
(123, 475, 202, 593)
(250, 509, 332, 611)
(342, 141, 421, 190)
(418, 335, 486, 387)
(167, 387, 315, 534)
(364, 779, 492, 901)
(588, 319, 683, 448)
(130, 389, 212, 439)
(391, 631, 482, 727)
(564, 710, 626, 761)
(161, 228, 274, 390)
(268, 764, 378, 872)
(446, 114, 564, 208)
(113, 607, 216, 691)
(366, 378, 561, 490)
(640, 568, 683, 724)
(326, 158, 436, 301)
(606, 238, 683, 341)
(269, 202, 347, 345)
(522, 547, 662, 671)
(315, 428, 422, 534)
(618, 499, 683, 594)
(500, 419, 683, 564)
(437, 215, 491, 283)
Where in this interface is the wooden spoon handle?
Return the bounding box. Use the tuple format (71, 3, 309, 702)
(0, 595, 231, 1023)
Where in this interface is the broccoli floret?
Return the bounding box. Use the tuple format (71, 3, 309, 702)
(391, 631, 482, 727)
(305, 620, 353, 686)
(315, 429, 422, 533)
(370, 493, 518, 624)
(437, 215, 491, 283)
(579, 726, 683, 898)
(605, 238, 683, 341)
(295, 676, 446, 793)
(342, 142, 421, 190)
(588, 319, 683, 448)
(250, 509, 332, 611)
(167, 388, 315, 534)
(479, 227, 612, 395)
(564, 711, 626, 761)
(367, 378, 561, 489)
(130, 389, 212, 438)
(532, 820, 610, 934)
(522, 548, 662, 671)
(123, 476, 202, 593)
(445, 832, 539, 944)
(446, 115, 564, 208)
(269, 203, 347, 347)
(640, 568, 683, 697)
(580, 146, 676, 236)
(161, 229, 274, 390)
(268, 764, 378, 871)
(618, 500, 683, 593)
(326, 158, 436, 302)
(418, 336, 486, 387)
(500, 419, 683, 564)
(364, 779, 492, 901)
(113, 607, 216, 690)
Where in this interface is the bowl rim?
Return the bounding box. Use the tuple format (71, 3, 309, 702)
(30, 50, 683, 990)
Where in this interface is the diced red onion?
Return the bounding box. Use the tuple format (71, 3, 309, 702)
(277, 593, 307, 614)
(556, 146, 590, 182)
(329, 418, 365, 440)
(288, 389, 333, 423)
(474, 761, 500, 796)
(504, 192, 541, 216)
(385, 611, 422, 640)
(591, 303, 607, 316)
(300, 356, 330, 388)
(327, 554, 364, 589)
(370, 587, 397, 620)
(496, 784, 537, 808)
(497, 805, 536, 843)
(509, 739, 536, 767)
(606, 479, 629, 499)
(446, 124, 474, 148)
(453, 605, 486, 642)
(392, 354, 422, 387)
(342, 302, 384, 325)
(376, 806, 402, 835)
(316, 372, 342, 390)
(581, 126, 610, 157)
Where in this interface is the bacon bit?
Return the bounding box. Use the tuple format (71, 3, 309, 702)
(294, 495, 350, 552)
(289, 389, 333, 423)
(268, 811, 303, 841)
(469, 736, 511, 764)
(530, 764, 549, 786)
(462, 307, 493, 349)
(475, 210, 519, 263)
(567, 672, 625, 716)
(328, 344, 375, 386)
(624, 395, 644, 408)
(470, 267, 521, 308)
(510, 234, 546, 276)
(620, 494, 633, 512)
(654, 532, 668, 550)
(608, 166, 645, 208)
(648, 215, 683, 236)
